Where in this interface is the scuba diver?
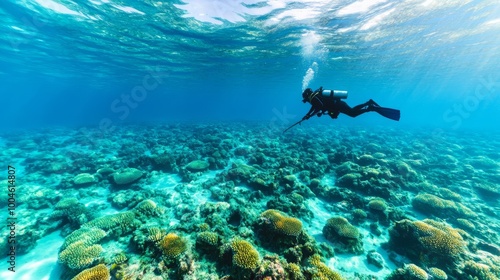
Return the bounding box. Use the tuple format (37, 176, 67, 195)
(284, 86, 400, 133)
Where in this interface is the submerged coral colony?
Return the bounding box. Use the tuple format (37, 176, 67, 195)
(1, 123, 500, 280)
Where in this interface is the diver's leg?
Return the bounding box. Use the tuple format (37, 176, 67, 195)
(338, 101, 371, 117)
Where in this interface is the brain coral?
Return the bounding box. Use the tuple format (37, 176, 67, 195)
(261, 209, 303, 236)
(159, 233, 187, 258)
(230, 239, 260, 270)
(71, 263, 109, 280)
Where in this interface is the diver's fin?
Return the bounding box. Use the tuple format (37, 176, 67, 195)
(373, 107, 400, 121)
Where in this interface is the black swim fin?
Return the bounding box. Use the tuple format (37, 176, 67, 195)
(373, 107, 400, 121)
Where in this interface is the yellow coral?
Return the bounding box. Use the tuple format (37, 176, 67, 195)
(230, 239, 260, 270)
(308, 255, 344, 280)
(159, 233, 187, 258)
(405, 264, 428, 280)
(415, 220, 465, 256)
(261, 209, 303, 236)
(463, 261, 498, 280)
(428, 267, 448, 279)
(72, 264, 110, 280)
(59, 241, 103, 270)
(287, 263, 304, 279)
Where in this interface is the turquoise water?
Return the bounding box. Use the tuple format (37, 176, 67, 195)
(1, 0, 499, 130)
(0, 1, 499, 280)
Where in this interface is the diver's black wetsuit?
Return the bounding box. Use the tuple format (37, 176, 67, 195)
(302, 88, 377, 120)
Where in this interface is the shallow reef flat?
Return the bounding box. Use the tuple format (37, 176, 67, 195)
(0, 122, 499, 280)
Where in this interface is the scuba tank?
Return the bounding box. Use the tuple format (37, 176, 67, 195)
(321, 89, 348, 99)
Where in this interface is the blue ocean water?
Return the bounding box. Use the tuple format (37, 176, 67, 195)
(1, 0, 498, 131)
(1, 1, 500, 280)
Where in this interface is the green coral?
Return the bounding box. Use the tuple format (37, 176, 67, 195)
(59, 241, 103, 270)
(324, 217, 360, 239)
(197, 231, 219, 246)
(112, 168, 143, 185)
(72, 264, 109, 280)
(83, 211, 138, 236)
(113, 252, 128, 265)
(323, 217, 363, 254)
(368, 199, 387, 211)
(134, 199, 158, 217)
(230, 239, 260, 270)
(185, 160, 210, 171)
(455, 218, 476, 231)
(61, 227, 106, 250)
(59, 227, 106, 270)
(261, 209, 303, 236)
(287, 263, 305, 280)
(52, 198, 93, 227)
(73, 173, 96, 185)
(412, 193, 476, 219)
(159, 233, 187, 258)
(147, 227, 165, 244)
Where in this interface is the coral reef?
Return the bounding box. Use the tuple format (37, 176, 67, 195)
(322, 216, 363, 254)
(260, 209, 303, 236)
(111, 168, 143, 185)
(159, 233, 187, 258)
(389, 219, 466, 268)
(71, 264, 110, 280)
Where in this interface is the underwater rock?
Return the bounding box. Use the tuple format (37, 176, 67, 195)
(185, 159, 210, 172)
(152, 153, 176, 171)
(112, 168, 143, 185)
(366, 250, 385, 269)
(51, 197, 94, 229)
